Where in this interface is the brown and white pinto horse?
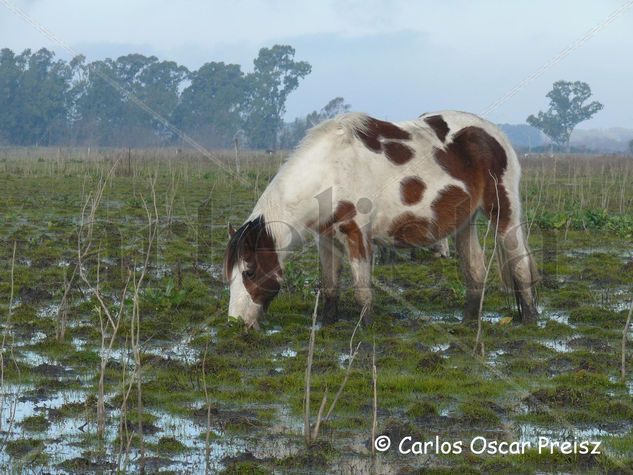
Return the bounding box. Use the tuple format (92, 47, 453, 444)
(224, 111, 538, 328)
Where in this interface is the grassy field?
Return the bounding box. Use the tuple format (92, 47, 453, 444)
(1, 147, 633, 474)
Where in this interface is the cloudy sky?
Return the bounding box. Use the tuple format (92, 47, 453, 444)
(1, 0, 631, 128)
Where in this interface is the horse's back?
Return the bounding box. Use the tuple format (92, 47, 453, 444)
(271, 110, 522, 247)
(344, 111, 521, 245)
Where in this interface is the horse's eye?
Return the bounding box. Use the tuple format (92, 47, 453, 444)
(242, 269, 255, 279)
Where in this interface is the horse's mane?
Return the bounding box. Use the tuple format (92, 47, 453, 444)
(233, 113, 376, 257)
(294, 112, 372, 155)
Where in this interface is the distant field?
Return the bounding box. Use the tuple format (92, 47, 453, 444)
(1, 148, 632, 473)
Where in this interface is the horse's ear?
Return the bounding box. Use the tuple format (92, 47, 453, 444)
(228, 223, 236, 238)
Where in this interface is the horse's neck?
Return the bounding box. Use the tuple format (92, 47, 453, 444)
(249, 176, 314, 264)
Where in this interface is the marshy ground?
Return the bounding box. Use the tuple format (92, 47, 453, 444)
(1, 149, 633, 473)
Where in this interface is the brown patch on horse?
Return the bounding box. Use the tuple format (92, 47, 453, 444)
(384, 142, 414, 165)
(356, 116, 414, 165)
(339, 220, 366, 259)
(362, 117, 412, 141)
(424, 115, 450, 142)
(388, 212, 434, 247)
(400, 176, 426, 205)
(223, 215, 281, 307)
(318, 200, 356, 236)
(431, 185, 474, 237)
(433, 126, 512, 231)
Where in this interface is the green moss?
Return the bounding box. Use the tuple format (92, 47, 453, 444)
(406, 400, 438, 419)
(458, 400, 500, 424)
(5, 438, 46, 462)
(552, 370, 620, 390)
(152, 436, 187, 454)
(569, 306, 623, 326)
(221, 461, 270, 474)
(603, 430, 633, 456)
(276, 442, 332, 468)
(416, 352, 445, 373)
(529, 385, 595, 407)
(19, 414, 51, 431)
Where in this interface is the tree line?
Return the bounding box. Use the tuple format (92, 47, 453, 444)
(0, 45, 313, 149)
(1, 44, 609, 153)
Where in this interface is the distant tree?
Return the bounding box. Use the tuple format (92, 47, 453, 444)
(0, 48, 79, 145)
(0, 46, 314, 148)
(174, 62, 248, 148)
(134, 58, 188, 138)
(318, 96, 350, 119)
(278, 97, 350, 149)
(75, 54, 188, 146)
(527, 80, 603, 152)
(629, 139, 633, 155)
(244, 45, 311, 149)
(0, 48, 24, 144)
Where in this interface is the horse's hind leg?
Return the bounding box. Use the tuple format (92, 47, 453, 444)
(455, 218, 485, 323)
(495, 221, 538, 323)
(318, 235, 344, 324)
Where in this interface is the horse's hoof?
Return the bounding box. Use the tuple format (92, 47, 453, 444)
(462, 314, 479, 326)
(322, 298, 339, 325)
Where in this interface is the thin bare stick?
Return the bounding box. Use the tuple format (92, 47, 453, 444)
(0, 240, 17, 435)
(323, 340, 362, 422)
(310, 387, 328, 441)
(303, 291, 320, 446)
(474, 172, 501, 356)
(55, 256, 84, 342)
(621, 298, 633, 380)
(371, 337, 378, 457)
(202, 342, 212, 475)
(130, 174, 159, 472)
(323, 305, 366, 423)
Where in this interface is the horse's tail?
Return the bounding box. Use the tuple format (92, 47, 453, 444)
(495, 234, 540, 322)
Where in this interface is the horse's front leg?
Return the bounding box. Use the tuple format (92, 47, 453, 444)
(339, 221, 373, 323)
(318, 235, 344, 324)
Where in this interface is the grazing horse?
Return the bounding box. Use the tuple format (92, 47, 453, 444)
(224, 111, 538, 329)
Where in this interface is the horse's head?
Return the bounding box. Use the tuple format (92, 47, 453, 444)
(223, 216, 282, 329)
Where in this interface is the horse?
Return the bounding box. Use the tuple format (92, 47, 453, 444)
(224, 111, 539, 329)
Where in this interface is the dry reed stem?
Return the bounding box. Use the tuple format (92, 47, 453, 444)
(202, 342, 212, 475)
(474, 172, 501, 356)
(621, 298, 633, 380)
(371, 337, 378, 457)
(303, 290, 320, 446)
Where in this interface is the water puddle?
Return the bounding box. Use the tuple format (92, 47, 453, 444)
(487, 349, 506, 367)
(279, 348, 297, 358)
(539, 310, 572, 328)
(37, 303, 61, 319)
(540, 336, 577, 353)
(197, 263, 223, 280)
(430, 343, 450, 353)
(518, 422, 628, 446)
(144, 335, 198, 365)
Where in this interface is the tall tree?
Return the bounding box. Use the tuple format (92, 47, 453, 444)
(527, 80, 603, 152)
(0, 48, 24, 144)
(0, 48, 78, 145)
(244, 45, 311, 149)
(174, 62, 248, 147)
(75, 54, 187, 146)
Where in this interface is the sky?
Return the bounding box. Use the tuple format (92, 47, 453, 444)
(1, 0, 632, 128)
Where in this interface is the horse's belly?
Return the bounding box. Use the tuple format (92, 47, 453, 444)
(372, 184, 478, 247)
